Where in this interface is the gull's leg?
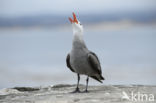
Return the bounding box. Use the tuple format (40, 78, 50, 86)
(84, 76, 89, 92)
(72, 74, 80, 93)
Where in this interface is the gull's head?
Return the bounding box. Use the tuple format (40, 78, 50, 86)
(69, 12, 83, 34)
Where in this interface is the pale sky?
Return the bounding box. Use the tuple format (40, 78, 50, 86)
(0, 0, 156, 17)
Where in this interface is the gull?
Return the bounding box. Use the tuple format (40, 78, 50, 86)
(66, 12, 104, 93)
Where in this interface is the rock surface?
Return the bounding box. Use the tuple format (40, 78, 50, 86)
(0, 84, 156, 103)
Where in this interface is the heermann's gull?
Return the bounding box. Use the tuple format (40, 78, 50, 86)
(66, 12, 104, 93)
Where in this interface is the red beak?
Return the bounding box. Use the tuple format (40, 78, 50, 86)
(68, 12, 78, 24)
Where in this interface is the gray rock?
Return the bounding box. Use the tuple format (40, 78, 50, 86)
(0, 85, 155, 103)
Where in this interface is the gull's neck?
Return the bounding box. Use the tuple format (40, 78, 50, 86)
(73, 31, 83, 42)
(72, 31, 87, 49)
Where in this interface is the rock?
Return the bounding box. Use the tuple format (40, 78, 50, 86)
(73, 98, 80, 102)
(52, 84, 74, 88)
(0, 85, 155, 103)
(0, 88, 22, 95)
(13, 87, 39, 92)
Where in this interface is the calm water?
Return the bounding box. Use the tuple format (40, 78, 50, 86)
(0, 25, 156, 89)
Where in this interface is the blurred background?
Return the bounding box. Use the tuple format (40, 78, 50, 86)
(0, 0, 156, 89)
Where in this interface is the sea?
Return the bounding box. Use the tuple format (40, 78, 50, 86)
(0, 24, 156, 89)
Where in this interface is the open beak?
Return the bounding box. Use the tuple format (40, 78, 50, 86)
(68, 12, 78, 24)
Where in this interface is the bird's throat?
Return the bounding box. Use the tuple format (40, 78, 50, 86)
(72, 32, 86, 49)
(73, 32, 84, 43)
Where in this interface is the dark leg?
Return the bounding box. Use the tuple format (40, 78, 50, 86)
(72, 74, 80, 93)
(84, 76, 89, 92)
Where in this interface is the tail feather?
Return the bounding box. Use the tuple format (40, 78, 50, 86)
(90, 74, 105, 83)
(100, 75, 105, 80)
(90, 76, 103, 83)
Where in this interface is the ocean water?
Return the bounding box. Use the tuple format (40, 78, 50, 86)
(0, 25, 156, 89)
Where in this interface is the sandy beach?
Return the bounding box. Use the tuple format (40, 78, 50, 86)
(0, 84, 155, 103)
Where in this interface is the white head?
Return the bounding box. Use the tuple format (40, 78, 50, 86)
(69, 12, 83, 35)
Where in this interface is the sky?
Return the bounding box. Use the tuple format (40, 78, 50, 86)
(0, 0, 156, 17)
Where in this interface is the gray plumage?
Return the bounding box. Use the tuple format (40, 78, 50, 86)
(66, 34, 104, 83)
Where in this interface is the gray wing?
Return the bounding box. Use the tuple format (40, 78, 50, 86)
(66, 53, 75, 72)
(87, 52, 102, 74)
(87, 52, 104, 81)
